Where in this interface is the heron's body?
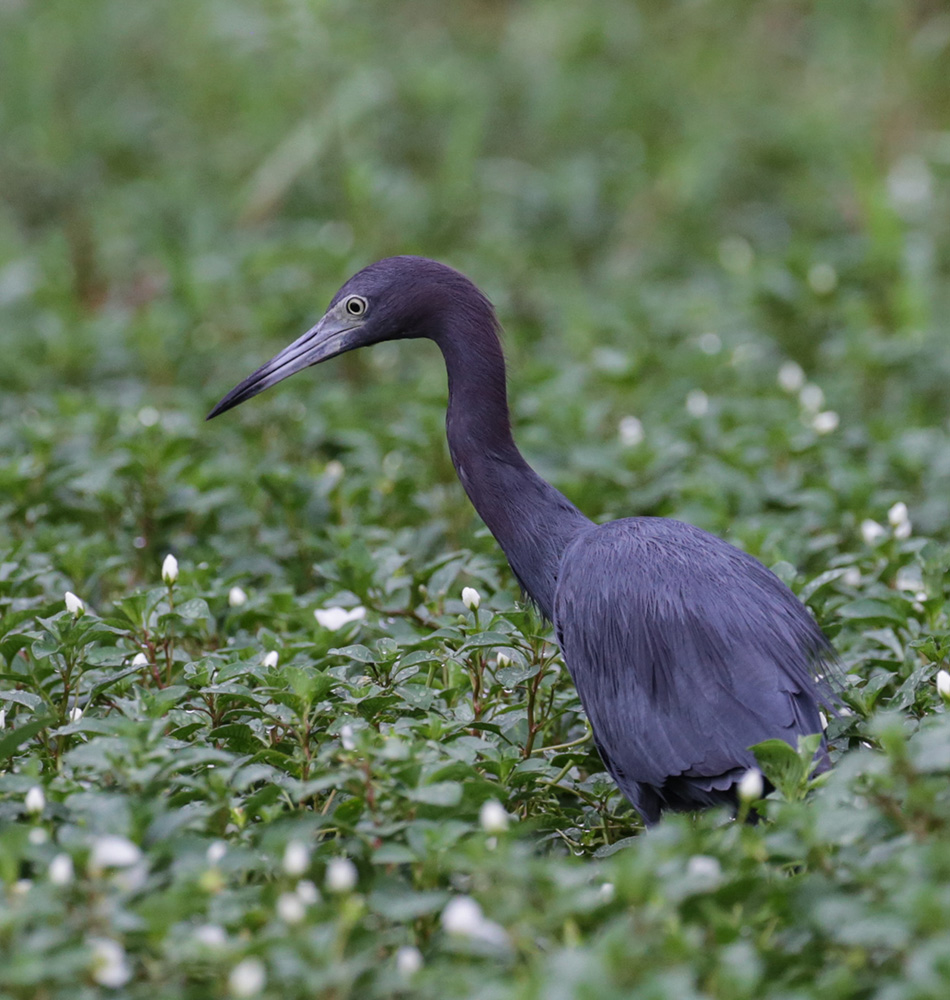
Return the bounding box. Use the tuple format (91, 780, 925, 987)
(210, 255, 833, 824)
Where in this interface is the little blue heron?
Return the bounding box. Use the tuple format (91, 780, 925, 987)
(209, 256, 834, 824)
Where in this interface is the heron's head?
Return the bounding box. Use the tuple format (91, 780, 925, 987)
(207, 255, 494, 419)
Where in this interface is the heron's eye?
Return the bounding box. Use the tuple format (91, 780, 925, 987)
(344, 296, 367, 317)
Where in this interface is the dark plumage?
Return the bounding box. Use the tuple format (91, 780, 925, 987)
(209, 255, 835, 824)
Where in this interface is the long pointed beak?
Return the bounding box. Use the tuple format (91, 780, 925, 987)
(207, 314, 358, 419)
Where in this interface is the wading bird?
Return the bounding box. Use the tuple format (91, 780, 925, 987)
(209, 256, 834, 824)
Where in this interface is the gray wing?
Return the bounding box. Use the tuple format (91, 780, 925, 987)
(553, 517, 833, 823)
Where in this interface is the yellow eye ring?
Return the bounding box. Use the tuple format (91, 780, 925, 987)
(344, 296, 367, 317)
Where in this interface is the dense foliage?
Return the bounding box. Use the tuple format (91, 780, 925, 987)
(2, 1, 950, 996)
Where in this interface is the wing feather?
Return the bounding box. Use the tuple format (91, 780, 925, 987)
(554, 517, 833, 821)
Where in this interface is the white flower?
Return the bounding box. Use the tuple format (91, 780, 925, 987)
(685, 390, 709, 418)
(325, 856, 358, 893)
(340, 724, 356, 751)
(194, 924, 228, 949)
(395, 945, 423, 977)
(798, 383, 824, 413)
(598, 882, 615, 903)
(888, 501, 912, 539)
(461, 587, 481, 611)
(162, 554, 179, 585)
(687, 855, 722, 883)
(937, 670, 950, 703)
(295, 880, 320, 905)
(277, 891, 306, 924)
(314, 606, 366, 630)
(888, 501, 908, 525)
(887, 155, 932, 211)
(65, 591, 84, 616)
(812, 411, 839, 435)
(90, 835, 142, 870)
(618, 415, 644, 447)
(262, 650, 279, 669)
(861, 519, 886, 545)
(228, 957, 266, 997)
(69, 706, 83, 723)
(441, 896, 510, 948)
(479, 800, 509, 834)
(737, 768, 764, 802)
(131, 652, 149, 667)
(842, 567, 862, 587)
(777, 361, 805, 393)
(137, 405, 160, 427)
(282, 841, 310, 876)
(25, 786, 45, 815)
(441, 895, 484, 936)
(228, 586, 248, 607)
(89, 938, 131, 988)
(324, 459, 345, 481)
(49, 853, 74, 886)
(697, 332, 721, 355)
(807, 263, 838, 295)
(206, 841, 227, 865)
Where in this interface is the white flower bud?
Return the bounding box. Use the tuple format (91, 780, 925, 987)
(685, 389, 709, 418)
(295, 880, 320, 905)
(340, 724, 356, 751)
(777, 361, 805, 393)
(90, 835, 142, 870)
(25, 786, 45, 815)
(887, 501, 912, 538)
(69, 706, 83, 723)
(798, 383, 824, 413)
(860, 519, 886, 545)
(812, 411, 839, 435)
(737, 768, 764, 802)
(314, 606, 366, 630)
(687, 855, 721, 882)
(441, 896, 510, 948)
(282, 841, 310, 876)
(888, 501, 909, 526)
(49, 853, 74, 886)
(89, 938, 131, 988)
(441, 895, 484, 936)
(162, 554, 179, 584)
(262, 650, 279, 668)
(495, 652, 511, 669)
(937, 669, 950, 703)
(598, 882, 615, 902)
(228, 586, 248, 607)
(228, 957, 266, 997)
(206, 841, 227, 865)
(618, 415, 644, 447)
(276, 891, 306, 924)
(131, 652, 149, 667)
(461, 587, 481, 611)
(0, 707, 5, 730)
(479, 800, 509, 834)
(325, 857, 357, 893)
(65, 591, 84, 616)
(395, 945, 423, 977)
(194, 924, 227, 949)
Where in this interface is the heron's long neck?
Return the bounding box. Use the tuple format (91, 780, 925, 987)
(437, 323, 592, 619)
